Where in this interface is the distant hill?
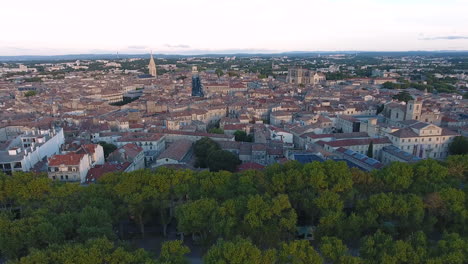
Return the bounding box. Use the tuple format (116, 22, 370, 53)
(1, 50, 468, 62)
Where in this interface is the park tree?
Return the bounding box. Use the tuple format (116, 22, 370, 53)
(374, 162, 413, 192)
(108, 170, 156, 238)
(76, 206, 115, 242)
(157, 240, 190, 264)
(12, 237, 155, 264)
(410, 159, 450, 195)
(243, 194, 297, 246)
(203, 238, 263, 264)
(175, 198, 219, 242)
(277, 240, 323, 264)
(428, 233, 468, 264)
(445, 155, 468, 180)
(319, 236, 351, 263)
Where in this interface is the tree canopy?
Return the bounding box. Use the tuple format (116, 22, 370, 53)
(0, 154, 467, 263)
(449, 136, 468, 155)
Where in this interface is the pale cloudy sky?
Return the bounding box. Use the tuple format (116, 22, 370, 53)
(1, 0, 467, 55)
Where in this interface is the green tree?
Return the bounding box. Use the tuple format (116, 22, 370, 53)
(445, 155, 468, 180)
(12, 237, 155, 264)
(244, 194, 297, 246)
(175, 198, 219, 242)
(204, 238, 263, 264)
(234, 130, 253, 142)
(157, 240, 190, 264)
(448, 136, 468, 155)
(393, 91, 413, 102)
(98, 141, 117, 158)
(108, 170, 156, 238)
(24, 91, 37, 97)
(428, 233, 468, 264)
(206, 150, 241, 172)
(376, 104, 385, 115)
(367, 141, 374, 158)
(278, 240, 323, 264)
(215, 68, 224, 78)
(319, 236, 350, 263)
(374, 162, 413, 192)
(193, 137, 221, 168)
(208, 127, 224, 134)
(76, 206, 115, 242)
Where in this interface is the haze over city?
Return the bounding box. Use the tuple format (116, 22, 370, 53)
(1, 0, 468, 55)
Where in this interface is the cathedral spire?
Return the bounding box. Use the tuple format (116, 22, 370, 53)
(148, 51, 157, 77)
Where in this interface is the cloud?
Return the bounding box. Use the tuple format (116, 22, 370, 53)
(164, 44, 191, 49)
(127, 45, 147, 50)
(420, 36, 468, 40)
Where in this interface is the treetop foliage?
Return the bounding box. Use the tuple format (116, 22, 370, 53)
(0, 154, 467, 263)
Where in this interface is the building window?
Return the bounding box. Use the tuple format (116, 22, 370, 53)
(60, 175, 64, 180)
(52, 176, 56, 180)
(65, 175, 68, 180)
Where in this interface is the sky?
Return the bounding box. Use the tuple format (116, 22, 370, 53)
(1, 0, 467, 55)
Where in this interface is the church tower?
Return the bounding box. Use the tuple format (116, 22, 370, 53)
(148, 53, 157, 77)
(405, 100, 422, 121)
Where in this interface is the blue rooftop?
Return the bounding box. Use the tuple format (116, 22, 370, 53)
(294, 154, 325, 164)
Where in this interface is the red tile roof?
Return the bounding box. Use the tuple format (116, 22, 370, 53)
(48, 153, 86, 166)
(237, 162, 265, 172)
(86, 162, 131, 183)
(76, 144, 98, 155)
(324, 137, 391, 148)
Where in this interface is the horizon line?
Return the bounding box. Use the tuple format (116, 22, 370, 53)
(1, 50, 468, 60)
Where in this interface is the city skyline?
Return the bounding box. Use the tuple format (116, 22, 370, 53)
(1, 0, 468, 55)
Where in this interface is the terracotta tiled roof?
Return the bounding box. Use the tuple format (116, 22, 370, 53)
(237, 162, 265, 172)
(86, 162, 131, 183)
(48, 153, 86, 166)
(324, 137, 391, 147)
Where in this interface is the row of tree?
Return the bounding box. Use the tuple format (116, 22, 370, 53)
(0, 154, 467, 263)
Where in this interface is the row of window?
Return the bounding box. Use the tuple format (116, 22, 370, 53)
(52, 175, 73, 180)
(400, 137, 448, 143)
(49, 167, 77, 172)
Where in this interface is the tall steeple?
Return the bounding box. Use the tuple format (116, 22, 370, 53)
(148, 52, 157, 77)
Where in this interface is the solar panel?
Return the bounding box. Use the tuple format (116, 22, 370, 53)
(344, 149, 354, 155)
(354, 153, 367, 159)
(365, 159, 379, 165)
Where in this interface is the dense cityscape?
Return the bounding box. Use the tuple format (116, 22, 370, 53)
(0, 51, 467, 263)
